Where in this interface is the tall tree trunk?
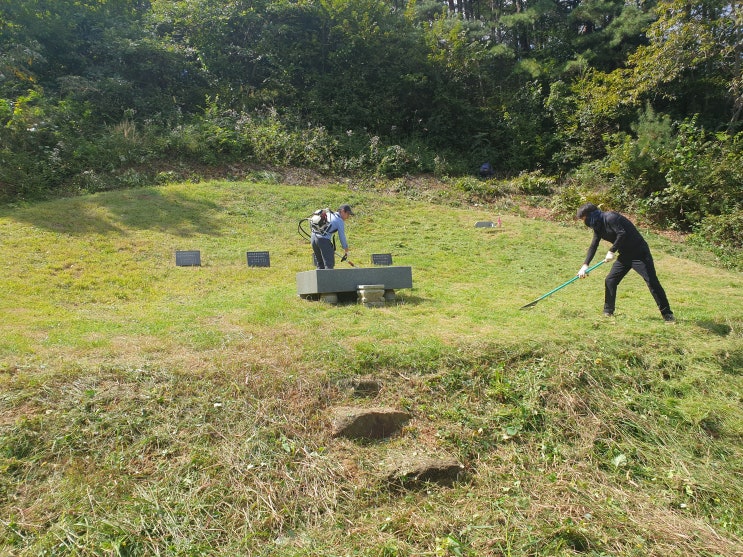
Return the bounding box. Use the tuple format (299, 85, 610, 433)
(731, 6, 742, 128)
(514, 0, 530, 53)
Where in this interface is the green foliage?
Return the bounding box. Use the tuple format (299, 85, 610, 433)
(243, 110, 340, 170)
(562, 111, 743, 248)
(643, 120, 743, 229)
(510, 170, 555, 195)
(581, 105, 676, 206)
(694, 212, 743, 252)
(625, 0, 737, 127)
(550, 174, 617, 219)
(451, 170, 554, 205)
(193, 99, 255, 164)
(546, 72, 628, 168)
(569, 1, 656, 72)
(0, 91, 166, 200)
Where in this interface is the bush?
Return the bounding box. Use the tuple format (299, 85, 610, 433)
(570, 106, 675, 211)
(376, 144, 422, 177)
(511, 170, 555, 195)
(694, 212, 743, 251)
(642, 122, 743, 229)
(451, 176, 499, 200)
(569, 112, 743, 231)
(550, 177, 615, 218)
(689, 211, 743, 271)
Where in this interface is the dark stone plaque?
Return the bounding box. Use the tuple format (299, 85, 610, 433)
(247, 251, 270, 267)
(176, 250, 201, 266)
(371, 253, 393, 266)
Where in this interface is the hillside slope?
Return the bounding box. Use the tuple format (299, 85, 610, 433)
(1, 180, 741, 556)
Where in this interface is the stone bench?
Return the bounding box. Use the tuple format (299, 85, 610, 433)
(296, 266, 413, 303)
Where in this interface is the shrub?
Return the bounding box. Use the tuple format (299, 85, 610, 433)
(688, 211, 743, 271)
(569, 112, 743, 232)
(694, 212, 743, 251)
(451, 176, 499, 200)
(550, 176, 615, 218)
(642, 123, 743, 229)
(511, 170, 555, 195)
(376, 144, 422, 177)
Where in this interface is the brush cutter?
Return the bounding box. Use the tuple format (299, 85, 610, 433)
(340, 253, 356, 267)
(520, 260, 606, 309)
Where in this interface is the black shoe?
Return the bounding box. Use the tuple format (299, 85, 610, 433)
(663, 313, 676, 323)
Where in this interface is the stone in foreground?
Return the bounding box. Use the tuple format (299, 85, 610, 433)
(330, 406, 411, 440)
(386, 456, 464, 486)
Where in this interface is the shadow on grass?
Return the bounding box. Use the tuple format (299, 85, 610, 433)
(298, 293, 425, 306)
(4, 188, 223, 237)
(697, 320, 732, 337)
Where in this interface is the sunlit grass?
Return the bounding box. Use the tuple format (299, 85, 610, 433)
(1, 179, 741, 556)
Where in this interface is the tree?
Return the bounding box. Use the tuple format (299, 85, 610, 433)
(622, 0, 741, 130)
(1, 0, 206, 123)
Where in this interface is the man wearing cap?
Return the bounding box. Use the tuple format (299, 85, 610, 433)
(576, 203, 675, 322)
(312, 204, 354, 269)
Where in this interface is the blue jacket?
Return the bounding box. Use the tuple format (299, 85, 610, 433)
(314, 211, 349, 250)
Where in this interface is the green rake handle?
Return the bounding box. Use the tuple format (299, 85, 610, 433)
(520, 260, 606, 309)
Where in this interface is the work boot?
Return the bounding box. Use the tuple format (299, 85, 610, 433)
(663, 313, 676, 323)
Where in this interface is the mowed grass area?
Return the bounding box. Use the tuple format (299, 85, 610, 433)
(1, 179, 741, 557)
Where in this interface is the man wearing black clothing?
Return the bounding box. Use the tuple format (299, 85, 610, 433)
(576, 203, 675, 322)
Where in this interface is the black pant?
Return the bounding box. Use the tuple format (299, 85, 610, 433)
(311, 234, 335, 269)
(604, 249, 672, 315)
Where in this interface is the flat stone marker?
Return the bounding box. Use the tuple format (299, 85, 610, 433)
(475, 221, 494, 228)
(371, 253, 393, 266)
(175, 250, 201, 266)
(247, 251, 270, 267)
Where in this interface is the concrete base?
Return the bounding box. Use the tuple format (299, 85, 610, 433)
(358, 284, 385, 307)
(297, 266, 413, 299)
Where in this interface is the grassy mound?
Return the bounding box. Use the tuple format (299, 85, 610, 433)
(1, 180, 741, 556)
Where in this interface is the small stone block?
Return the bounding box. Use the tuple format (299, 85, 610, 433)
(358, 284, 385, 305)
(386, 456, 464, 486)
(475, 221, 494, 228)
(371, 253, 393, 266)
(176, 250, 201, 266)
(320, 293, 338, 304)
(247, 251, 270, 267)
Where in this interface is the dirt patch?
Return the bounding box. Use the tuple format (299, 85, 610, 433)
(520, 204, 556, 220)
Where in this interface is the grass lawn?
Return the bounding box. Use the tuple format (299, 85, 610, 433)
(1, 179, 741, 556)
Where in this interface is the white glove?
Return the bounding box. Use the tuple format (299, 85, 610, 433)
(578, 264, 589, 278)
(605, 251, 615, 262)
